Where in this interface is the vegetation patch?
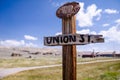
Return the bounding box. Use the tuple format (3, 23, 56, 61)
(0, 57, 114, 68)
(2, 60, 120, 80)
(0, 57, 62, 68)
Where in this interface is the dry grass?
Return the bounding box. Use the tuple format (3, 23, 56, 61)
(77, 61, 120, 80)
(0, 57, 115, 68)
(0, 57, 62, 68)
(2, 60, 120, 80)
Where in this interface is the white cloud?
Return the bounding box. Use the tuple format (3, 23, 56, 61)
(55, 32, 62, 35)
(99, 24, 120, 43)
(104, 9, 119, 14)
(77, 29, 97, 34)
(0, 40, 25, 47)
(55, 29, 97, 35)
(0, 40, 38, 47)
(102, 23, 110, 27)
(76, 2, 102, 27)
(24, 35, 38, 41)
(115, 19, 120, 24)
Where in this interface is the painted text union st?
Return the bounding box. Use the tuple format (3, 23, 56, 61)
(44, 34, 104, 46)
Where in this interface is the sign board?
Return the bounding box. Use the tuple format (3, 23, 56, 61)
(44, 34, 104, 46)
(56, 2, 80, 18)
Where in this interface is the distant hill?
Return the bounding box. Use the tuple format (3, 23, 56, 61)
(0, 46, 119, 58)
(0, 47, 61, 58)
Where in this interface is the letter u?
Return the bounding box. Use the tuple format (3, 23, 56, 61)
(46, 37, 52, 44)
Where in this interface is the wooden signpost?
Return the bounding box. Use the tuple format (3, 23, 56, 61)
(44, 34, 104, 46)
(44, 2, 104, 80)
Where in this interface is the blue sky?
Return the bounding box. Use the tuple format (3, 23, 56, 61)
(0, 0, 120, 52)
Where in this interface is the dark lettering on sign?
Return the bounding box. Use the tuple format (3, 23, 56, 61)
(63, 36, 69, 43)
(44, 34, 104, 46)
(88, 35, 91, 42)
(60, 37, 63, 43)
(69, 35, 76, 42)
(46, 37, 52, 44)
(79, 35, 85, 42)
(53, 37, 59, 44)
(56, 2, 80, 18)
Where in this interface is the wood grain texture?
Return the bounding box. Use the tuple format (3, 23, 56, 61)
(62, 16, 77, 80)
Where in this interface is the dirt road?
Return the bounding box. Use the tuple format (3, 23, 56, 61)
(0, 59, 120, 79)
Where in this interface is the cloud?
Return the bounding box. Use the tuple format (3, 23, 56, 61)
(115, 19, 120, 24)
(24, 35, 38, 41)
(76, 2, 102, 27)
(55, 29, 97, 35)
(77, 29, 97, 34)
(0, 40, 25, 47)
(104, 9, 119, 14)
(102, 23, 110, 27)
(0, 40, 38, 47)
(55, 32, 62, 35)
(99, 24, 120, 43)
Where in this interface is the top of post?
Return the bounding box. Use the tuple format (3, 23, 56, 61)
(56, 2, 80, 19)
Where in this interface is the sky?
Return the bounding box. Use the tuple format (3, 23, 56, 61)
(0, 0, 120, 52)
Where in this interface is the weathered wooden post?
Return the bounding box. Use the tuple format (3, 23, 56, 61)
(62, 16, 77, 80)
(56, 2, 80, 80)
(44, 1, 104, 80)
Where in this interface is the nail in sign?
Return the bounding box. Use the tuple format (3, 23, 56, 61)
(56, 2, 80, 18)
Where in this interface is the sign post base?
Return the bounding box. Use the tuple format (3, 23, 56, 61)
(62, 45, 76, 80)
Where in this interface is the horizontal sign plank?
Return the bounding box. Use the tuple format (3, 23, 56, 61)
(44, 34, 104, 46)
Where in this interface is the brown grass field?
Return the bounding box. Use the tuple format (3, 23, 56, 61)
(1, 58, 120, 80)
